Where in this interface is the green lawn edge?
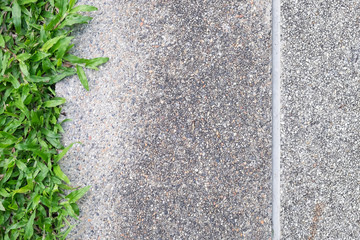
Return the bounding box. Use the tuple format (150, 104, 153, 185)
(0, 0, 108, 239)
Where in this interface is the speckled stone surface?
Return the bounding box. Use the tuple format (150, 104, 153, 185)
(281, 1, 360, 239)
(56, 0, 272, 239)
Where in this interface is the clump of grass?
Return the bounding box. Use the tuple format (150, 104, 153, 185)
(0, 0, 108, 239)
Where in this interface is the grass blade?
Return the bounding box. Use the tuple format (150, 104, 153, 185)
(69, 0, 77, 9)
(53, 165, 70, 184)
(30, 51, 51, 62)
(0, 201, 5, 211)
(27, 75, 51, 83)
(65, 186, 91, 203)
(0, 35, 5, 48)
(19, 61, 29, 76)
(19, 0, 38, 4)
(1, 52, 10, 75)
(41, 35, 65, 52)
(85, 57, 109, 70)
(24, 210, 36, 240)
(47, 68, 76, 85)
(58, 14, 92, 29)
(70, 5, 97, 13)
(16, 53, 32, 61)
(76, 64, 89, 91)
(12, 0, 22, 34)
(43, 97, 66, 107)
(55, 142, 77, 163)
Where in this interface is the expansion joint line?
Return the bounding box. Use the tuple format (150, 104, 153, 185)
(272, 0, 281, 239)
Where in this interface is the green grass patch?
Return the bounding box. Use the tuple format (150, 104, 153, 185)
(0, 0, 108, 239)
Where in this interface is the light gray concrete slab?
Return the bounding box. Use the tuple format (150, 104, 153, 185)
(56, 0, 272, 239)
(281, 1, 360, 239)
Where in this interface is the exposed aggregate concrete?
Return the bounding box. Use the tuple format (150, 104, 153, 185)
(281, 1, 360, 239)
(56, 0, 272, 239)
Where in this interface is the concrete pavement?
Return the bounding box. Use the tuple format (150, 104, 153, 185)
(55, 0, 360, 239)
(57, 0, 272, 239)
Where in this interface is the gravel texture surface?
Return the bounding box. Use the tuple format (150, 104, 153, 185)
(56, 0, 272, 239)
(281, 1, 360, 239)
